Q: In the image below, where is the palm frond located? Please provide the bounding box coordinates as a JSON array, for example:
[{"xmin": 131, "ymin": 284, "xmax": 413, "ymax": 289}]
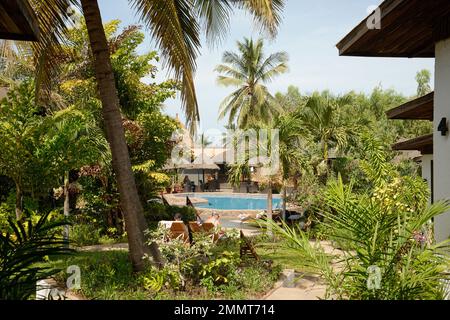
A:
[
  {"xmin": 236, "ymin": 0, "xmax": 285, "ymax": 37},
  {"xmin": 216, "ymin": 37, "xmax": 288, "ymax": 128},
  {"xmin": 28, "ymin": 0, "xmax": 78, "ymax": 103},
  {"xmin": 130, "ymin": 0, "xmax": 201, "ymax": 132},
  {"xmin": 194, "ymin": 0, "xmax": 233, "ymax": 46},
  {"xmin": 0, "ymin": 210, "xmax": 73, "ymax": 300}
]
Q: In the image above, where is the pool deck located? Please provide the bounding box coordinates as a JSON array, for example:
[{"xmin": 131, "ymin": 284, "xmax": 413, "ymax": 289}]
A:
[
  {"xmin": 164, "ymin": 192, "xmax": 303, "ymax": 237},
  {"xmin": 164, "ymin": 192, "xmax": 302, "ymax": 214}
]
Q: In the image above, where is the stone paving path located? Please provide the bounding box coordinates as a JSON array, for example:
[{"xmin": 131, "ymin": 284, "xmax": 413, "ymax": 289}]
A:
[
  {"xmin": 78, "ymin": 242, "xmax": 128, "ymax": 252},
  {"xmin": 263, "ymin": 271, "xmax": 327, "ymax": 300},
  {"xmin": 262, "ymin": 241, "xmax": 344, "ymax": 300},
  {"xmin": 36, "ymin": 279, "xmax": 85, "ymax": 300}
]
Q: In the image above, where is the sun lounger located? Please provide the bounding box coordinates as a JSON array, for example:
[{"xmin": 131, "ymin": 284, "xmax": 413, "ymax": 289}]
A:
[
  {"xmin": 188, "ymin": 221, "xmax": 202, "ymax": 233},
  {"xmin": 158, "ymin": 220, "xmax": 173, "ymax": 229},
  {"xmin": 201, "ymin": 222, "xmax": 217, "ymax": 232},
  {"xmin": 161, "ymin": 195, "xmax": 171, "ymax": 206},
  {"xmin": 238, "ymin": 213, "xmax": 255, "ymax": 223},
  {"xmin": 169, "ymin": 221, "xmax": 190, "ymax": 243},
  {"xmin": 194, "ymin": 222, "xmax": 220, "ymax": 242}
]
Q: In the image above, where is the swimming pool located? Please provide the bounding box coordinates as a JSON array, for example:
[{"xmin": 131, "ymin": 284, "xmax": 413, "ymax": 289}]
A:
[{"xmin": 180, "ymin": 193, "xmax": 282, "ymax": 211}]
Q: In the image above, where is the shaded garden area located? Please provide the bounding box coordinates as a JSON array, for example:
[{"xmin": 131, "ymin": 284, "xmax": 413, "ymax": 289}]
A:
[{"xmin": 1, "ymin": 0, "xmax": 449, "ymax": 302}]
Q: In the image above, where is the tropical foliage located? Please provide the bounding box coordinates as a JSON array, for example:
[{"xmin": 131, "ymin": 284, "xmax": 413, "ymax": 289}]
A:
[
  {"xmin": 0, "ymin": 0, "xmax": 286, "ymax": 272},
  {"xmin": 0, "ymin": 210, "xmax": 72, "ymax": 300},
  {"xmin": 0, "ymin": 0, "xmax": 447, "ymax": 300},
  {"xmin": 269, "ymin": 136, "xmax": 450, "ymax": 300},
  {"xmin": 297, "ymin": 92, "xmax": 359, "ymax": 162},
  {"xmin": 0, "ymin": 20, "xmax": 182, "ymax": 254}
]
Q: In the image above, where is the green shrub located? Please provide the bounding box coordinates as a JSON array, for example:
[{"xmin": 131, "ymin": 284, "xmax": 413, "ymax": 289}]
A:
[
  {"xmin": 76, "ymin": 175, "xmax": 122, "ymax": 234},
  {"xmin": 0, "ymin": 202, "xmax": 13, "ymax": 232},
  {"xmin": 146, "ymin": 225, "xmax": 245, "ymax": 292},
  {"xmin": 146, "ymin": 226, "xmax": 215, "ymax": 287},
  {"xmin": 308, "ymin": 222, "xmax": 328, "ymax": 241},
  {"xmin": 0, "ymin": 211, "xmax": 72, "ymax": 300},
  {"xmin": 141, "ymin": 264, "xmax": 183, "ymax": 293},
  {"xmin": 200, "ymin": 251, "xmax": 240, "ymax": 289},
  {"xmin": 144, "ymin": 202, "xmax": 196, "ymax": 223},
  {"xmin": 270, "ymin": 137, "xmax": 450, "ymax": 300},
  {"xmin": 0, "ymin": 192, "xmax": 43, "ymax": 232},
  {"xmin": 50, "ymin": 251, "xmax": 149, "ymax": 300},
  {"xmin": 70, "ymin": 223, "xmax": 101, "ymax": 247},
  {"xmin": 230, "ymin": 262, "xmax": 282, "ymax": 292},
  {"xmin": 45, "ymin": 230, "xmax": 281, "ymax": 300}
]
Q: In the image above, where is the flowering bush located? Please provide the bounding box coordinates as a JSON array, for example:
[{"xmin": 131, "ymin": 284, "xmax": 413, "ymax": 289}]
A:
[
  {"xmin": 144, "ymin": 226, "xmax": 244, "ymax": 293},
  {"xmin": 271, "ymin": 136, "xmax": 450, "ymax": 300}
]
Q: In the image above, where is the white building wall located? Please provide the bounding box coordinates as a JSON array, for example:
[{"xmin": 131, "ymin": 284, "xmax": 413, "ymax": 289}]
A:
[{"xmin": 434, "ymin": 38, "xmax": 450, "ymax": 242}]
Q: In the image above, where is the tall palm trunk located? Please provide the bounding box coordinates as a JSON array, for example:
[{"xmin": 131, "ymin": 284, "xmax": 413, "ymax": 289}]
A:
[
  {"xmin": 282, "ymin": 179, "xmax": 287, "ymax": 221},
  {"xmin": 63, "ymin": 171, "xmax": 70, "ymax": 244},
  {"xmin": 81, "ymin": 0, "xmax": 162, "ymax": 271},
  {"xmin": 322, "ymin": 139, "xmax": 328, "ymax": 162},
  {"xmin": 14, "ymin": 181, "xmax": 22, "ymax": 220},
  {"xmin": 267, "ymin": 181, "xmax": 273, "ymax": 236}
]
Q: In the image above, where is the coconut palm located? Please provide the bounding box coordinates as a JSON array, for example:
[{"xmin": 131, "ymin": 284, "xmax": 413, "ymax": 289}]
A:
[
  {"xmin": 253, "ymin": 113, "xmax": 308, "ymax": 224},
  {"xmin": 274, "ymin": 113, "xmax": 308, "ymax": 219},
  {"xmin": 298, "ymin": 93, "xmax": 355, "ymax": 162},
  {"xmin": 2, "ymin": 0, "xmax": 285, "ymax": 272},
  {"xmin": 227, "ymin": 113, "xmax": 306, "ymax": 230},
  {"xmin": 216, "ymin": 38, "xmax": 288, "ymax": 129}
]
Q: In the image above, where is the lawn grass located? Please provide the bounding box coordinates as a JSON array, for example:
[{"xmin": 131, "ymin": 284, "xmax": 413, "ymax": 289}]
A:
[
  {"xmin": 256, "ymin": 241, "xmax": 306, "ymax": 272},
  {"xmin": 46, "ymin": 251, "xmax": 149, "ymax": 300}
]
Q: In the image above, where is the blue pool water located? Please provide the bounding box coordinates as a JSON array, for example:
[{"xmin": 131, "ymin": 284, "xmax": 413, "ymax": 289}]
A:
[{"xmin": 181, "ymin": 194, "xmax": 282, "ymax": 210}]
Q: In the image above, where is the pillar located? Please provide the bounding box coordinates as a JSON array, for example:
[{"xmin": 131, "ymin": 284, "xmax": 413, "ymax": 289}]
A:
[{"xmin": 434, "ymin": 37, "xmax": 450, "ymax": 242}]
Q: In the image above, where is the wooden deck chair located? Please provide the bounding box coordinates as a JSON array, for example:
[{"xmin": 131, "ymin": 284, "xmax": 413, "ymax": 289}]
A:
[
  {"xmin": 169, "ymin": 221, "xmax": 190, "ymax": 243},
  {"xmin": 188, "ymin": 221, "xmax": 202, "ymax": 233},
  {"xmin": 201, "ymin": 222, "xmax": 216, "ymax": 232},
  {"xmin": 201, "ymin": 222, "xmax": 220, "ymax": 242},
  {"xmin": 240, "ymin": 230, "xmax": 259, "ymax": 260},
  {"xmin": 186, "ymin": 196, "xmax": 194, "ymax": 207},
  {"xmin": 186, "ymin": 196, "xmax": 205, "ymax": 223}
]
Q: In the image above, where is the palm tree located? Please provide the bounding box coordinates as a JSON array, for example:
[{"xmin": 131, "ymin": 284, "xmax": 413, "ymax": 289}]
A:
[
  {"xmin": 227, "ymin": 116, "xmax": 305, "ymax": 231},
  {"xmin": 216, "ymin": 38, "xmax": 288, "ymax": 129},
  {"xmin": 5, "ymin": 0, "xmax": 285, "ymax": 272},
  {"xmin": 298, "ymin": 93, "xmax": 354, "ymax": 162},
  {"xmin": 274, "ymin": 113, "xmax": 307, "ymax": 219},
  {"xmin": 198, "ymin": 133, "xmax": 212, "ymax": 163},
  {"xmin": 253, "ymin": 113, "xmax": 306, "ymax": 224}
]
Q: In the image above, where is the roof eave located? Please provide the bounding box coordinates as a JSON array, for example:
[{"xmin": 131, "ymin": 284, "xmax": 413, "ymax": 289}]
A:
[
  {"xmin": 336, "ymin": 0, "xmax": 450, "ymax": 58},
  {"xmin": 336, "ymin": 0, "xmax": 406, "ymax": 56},
  {"xmin": 0, "ymin": 0, "xmax": 40, "ymax": 42},
  {"xmin": 386, "ymin": 92, "xmax": 434, "ymax": 121},
  {"xmin": 392, "ymin": 134, "xmax": 433, "ymax": 154}
]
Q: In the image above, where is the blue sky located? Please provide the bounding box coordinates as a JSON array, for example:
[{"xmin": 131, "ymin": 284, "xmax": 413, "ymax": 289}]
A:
[{"xmin": 97, "ymin": 0, "xmax": 434, "ymax": 132}]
